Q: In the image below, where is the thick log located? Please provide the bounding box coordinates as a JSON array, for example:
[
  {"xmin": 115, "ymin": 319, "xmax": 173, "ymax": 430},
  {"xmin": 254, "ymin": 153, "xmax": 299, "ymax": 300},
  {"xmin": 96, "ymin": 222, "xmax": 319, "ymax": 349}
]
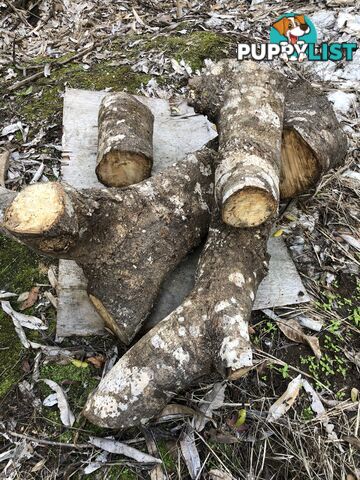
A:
[
  {"xmin": 189, "ymin": 60, "xmax": 347, "ymax": 202},
  {"xmin": 189, "ymin": 60, "xmax": 285, "ymax": 228},
  {"xmin": 83, "ymin": 208, "xmax": 271, "ymax": 429},
  {"xmin": 96, "ymin": 93, "xmax": 154, "ymax": 187},
  {"xmin": 280, "ymin": 80, "xmax": 348, "ymax": 198},
  {"xmin": 2, "ymin": 148, "xmax": 215, "ymax": 345}
]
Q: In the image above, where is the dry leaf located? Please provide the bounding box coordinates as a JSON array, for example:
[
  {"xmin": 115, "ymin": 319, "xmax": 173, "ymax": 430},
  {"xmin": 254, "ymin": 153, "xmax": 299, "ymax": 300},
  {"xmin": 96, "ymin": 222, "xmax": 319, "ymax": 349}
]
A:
[
  {"xmin": 1, "ymin": 301, "xmax": 47, "ymax": 330},
  {"xmin": 180, "ymin": 426, "xmax": 201, "ymax": 480},
  {"xmin": 157, "ymin": 404, "xmax": 196, "ymax": 422},
  {"xmin": 209, "ymin": 469, "xmax": 235, "ymax": 480},
  {"xmin": 89, "ymin": 437, "xmax": 161, "ymax": 464},
  {"xmin": 267, "ymin": 375, "xmax": 303, "ymax": 422},
  {"xmin": 263, "ymin": 310, "xmax": 321, "ymax": 359},
  {"xmin": 142, "ymin": 428, "xmax": 166, "ymax": 480},
  {"xmin": 20, "ymin": 286, "xmax": 40, "ymax": 310},
  {"xmin": 343, "ymin": 437, "xmax": 360, "ymax": 451},
  {"xmin": 193, "ymin": 382, "xmax": 226, "ymax": 432},
  {"xmin": 43, "ymin": 379, "xmax": 75, "ymax": 427},
  {"xmin": 48, "ymin": 266, "xmax": 58, "ymax": 289},
  {"xmin": 87, "ymin": 355, "xmax": 105, "ymax": 369}
]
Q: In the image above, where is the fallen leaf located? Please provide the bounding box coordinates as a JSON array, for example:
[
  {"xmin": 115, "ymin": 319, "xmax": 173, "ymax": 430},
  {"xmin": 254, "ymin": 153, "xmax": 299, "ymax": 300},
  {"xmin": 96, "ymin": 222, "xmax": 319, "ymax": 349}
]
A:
[
  {"xmin": 343, "ymin": 436, "xmax": 360, "ymax": 451},
  {"xmin": 234, "ymin": 409, "xmax": 247, "ymax": 427},
  {"xmin": 87, "ymin": 355, "xmax": 105, "ymax": 369},
  {"xmin": 1, "ymin": 301, "xmax": 47, "ymax": 331},
  {"xmin": 180, "ymin": 426, "xmax": 201, "ymax": 480},
  {"xmin": 43, "ymin": 379, "xmax": 75, "ymax": 427},
  {"xmin": 157, "ymin": 404, "xmax": 196, "ymax": 422},
  {"xmin": 209, "ymin": 469, "xmax": 235, "ymax": 480},
  {"xmin": 267, "ymin": 375, "xmax": 303, "ymax": 422},
  {"xmin": 20, "ymin": 286, "xmax": 40, "ymax": 310},
  {"xmin": 89, "ymin": 437, "xmax": 161, "ymax": 464},
  {"xmin": 1, "ymin": 122, "xmax": 22, "ymax": 136},
  {"xmin": 273, "ymin": 229, "xmax": 284, "ymax": 237},
  {"xmin": 193, "ymin": 382, "xmax": 226, "ymax": 432},
  {"xmin": 0, "ymin": 292, "xmax": 17, "ymax": 299},
  {"xmin": 71, "ymin": 359, "xmax": 89, "ymax": 368},
  {"xmin": 351, "ymin": 388, "xmax": 359, "ymax": 402},
  {"xmin": 142, "ymin": 428, "xmax": 166, "ymax": 480},
  {"xmin": 303, "ymin": 380, "xmax": 326, "ymax": 416},
  {"xmin": 263, "ymin": 310, "xmax": 321, "ymax": 359},
  {"xmin": 47, "ymin": 266, "xmax": 58, "ymax": 289},
  {"xmin": 1, "ymin": 301, "xmax": 30, "ymax": 348}
]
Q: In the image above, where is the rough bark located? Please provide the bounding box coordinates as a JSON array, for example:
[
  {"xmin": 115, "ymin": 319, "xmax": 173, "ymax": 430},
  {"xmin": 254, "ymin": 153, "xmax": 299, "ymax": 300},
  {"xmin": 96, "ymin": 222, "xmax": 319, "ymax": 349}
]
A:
[
  {"xmin": 96, "ymin": 93, "xmax": 154, "ymax": 187},
  {"xmin": 2, "ymin": 148, "xmax": 215, "ymax": 345},
  {"xmin": 0, "ymin": 186, "xmax": 15, "ymax": 224},
  {"xmin": 280, "ymin": 80, "xmax": 348, "ymax": 198},
  {"xmin": 83, "ymin": 207, "xmax": 271, "ymax": 429},
  {"xmin": 189, "ymin": 59, "xmax": 347, "ymax": 201},
  {"xmin": 189, "ymin": 60, "xmax": 285, "ymax": 228}
]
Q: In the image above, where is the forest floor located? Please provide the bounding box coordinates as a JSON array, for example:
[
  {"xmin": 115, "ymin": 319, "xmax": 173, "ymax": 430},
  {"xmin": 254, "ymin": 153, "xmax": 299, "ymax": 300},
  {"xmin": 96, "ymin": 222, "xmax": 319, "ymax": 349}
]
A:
[{"xmin": 0, "ymin": 1, "xmax": 359, "ymax": 479}]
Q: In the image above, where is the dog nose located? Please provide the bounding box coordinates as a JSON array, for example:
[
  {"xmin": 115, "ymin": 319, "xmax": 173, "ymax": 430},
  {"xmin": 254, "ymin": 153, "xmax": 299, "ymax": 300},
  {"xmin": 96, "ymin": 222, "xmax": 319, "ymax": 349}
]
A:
[{"xmin": 300, "ymin": 23, "xmax": 309, "ymax": 31}]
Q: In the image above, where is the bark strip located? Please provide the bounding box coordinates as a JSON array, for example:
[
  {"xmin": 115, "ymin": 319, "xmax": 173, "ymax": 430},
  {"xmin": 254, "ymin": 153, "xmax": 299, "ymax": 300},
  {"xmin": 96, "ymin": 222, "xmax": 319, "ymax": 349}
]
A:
[
  {"xmin": 83, "ymin": 207, "xmax": 271, "ymax": 429},
  {"xmin": 280, "ymin": 80, "xmax": 348, "ymax": 198},
  {"xmin": 2, "ymin": 148, "xmax": 215, "ymax": 345},
  {"xmin": 96, "ymin": 93, "xmax": 154, "ymax": 187}
]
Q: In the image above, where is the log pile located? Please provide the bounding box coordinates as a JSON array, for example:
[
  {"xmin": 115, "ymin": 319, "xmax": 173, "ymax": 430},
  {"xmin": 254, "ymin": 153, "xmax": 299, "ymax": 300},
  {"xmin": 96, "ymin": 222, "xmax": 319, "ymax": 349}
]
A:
[{"xmin": 0, "ymin": 60, "xmax": 348, "ymax": 429}]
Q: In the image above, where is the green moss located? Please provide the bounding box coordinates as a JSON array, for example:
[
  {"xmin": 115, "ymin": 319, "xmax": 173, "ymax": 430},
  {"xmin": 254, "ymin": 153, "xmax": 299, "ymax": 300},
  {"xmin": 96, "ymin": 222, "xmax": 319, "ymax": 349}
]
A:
[
  {"xmin": 142, "ymin": 31, "xmax": 232, "ymax": 71},
  {"xmin": 106, "ymin": 465, "xmax": 138, "ymax": 480},
  {"xmin": 157, "ymin": 440, "xmax": 177, "ymax": 473},
  {"xmin": 40, "ymin": 362, "xmax": 99, "ymax": 411},
  {"xmin": 0, "ymin": 235, "xmax": 50, "ymax": 399}
]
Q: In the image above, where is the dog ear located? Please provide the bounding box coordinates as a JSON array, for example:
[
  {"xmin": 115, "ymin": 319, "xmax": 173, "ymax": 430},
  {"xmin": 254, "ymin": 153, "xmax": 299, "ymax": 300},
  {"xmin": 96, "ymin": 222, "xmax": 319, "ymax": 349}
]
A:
[
  {"xmin": 295, "ymin": 15, "xmax": 306, "ymax": 24},
  {"xmin": 272, "ymin": 17, "xmax": 288, "ymax": 36}
]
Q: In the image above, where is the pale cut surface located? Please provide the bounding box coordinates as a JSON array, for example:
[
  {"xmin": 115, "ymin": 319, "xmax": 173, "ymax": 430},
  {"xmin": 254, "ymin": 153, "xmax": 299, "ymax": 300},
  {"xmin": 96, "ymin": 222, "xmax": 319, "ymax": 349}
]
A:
[
  {"xmin": 280, "ymin": 128, "xmax": 320, "ymax": 199},
  {"xmin": 4, "ymin": 183, "xmax": 65, "ymax": 234},
  {"xmin": 96, "ymin": 151, "xmax": 151, "ymax": 188},
  {"xmin": 222, "ymin": 188, "xmax": 276, "ymax": 228}
]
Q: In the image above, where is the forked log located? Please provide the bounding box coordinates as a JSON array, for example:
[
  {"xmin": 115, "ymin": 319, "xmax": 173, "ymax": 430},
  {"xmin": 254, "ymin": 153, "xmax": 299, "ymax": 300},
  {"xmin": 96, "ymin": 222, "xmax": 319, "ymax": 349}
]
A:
[
  {"xmin": 96, "ymin": 93, "xmax": 154, "ymax": 187},
  {"xmin": 83, "ymin": 207, "xmax": 271, "ymax": 429},
  {"xmin": 189, "ymin": 60, "xmax": 347, "ymax": 203},
  {"xmin": 2, "ymin": 147, "xmax": 215, "ymax": 345}
]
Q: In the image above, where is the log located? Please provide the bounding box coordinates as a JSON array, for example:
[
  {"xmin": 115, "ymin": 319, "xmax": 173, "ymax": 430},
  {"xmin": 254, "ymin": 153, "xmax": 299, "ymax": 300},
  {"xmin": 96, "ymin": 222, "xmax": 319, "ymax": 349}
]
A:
[
  {"xmin": 189, "ymin": 60, "xmax": 286, "ymax": 228},
  {"xmin": 96, "ymin": 93, "xmax": 154, "ymax": 187},
  {"xmin": 189, "ymin": 60, "xmax": 347, "ymax": 202},
  {"xmin": 2, "ymin": 147, "xmax": 215, "ymax": 345},
  {"xmin": 83, "ymin": 207, "xmax": 271, "ymax": 429},
  {"xmin": 280, "ymin": 80, "xmax": 348, "ymax": 198}
]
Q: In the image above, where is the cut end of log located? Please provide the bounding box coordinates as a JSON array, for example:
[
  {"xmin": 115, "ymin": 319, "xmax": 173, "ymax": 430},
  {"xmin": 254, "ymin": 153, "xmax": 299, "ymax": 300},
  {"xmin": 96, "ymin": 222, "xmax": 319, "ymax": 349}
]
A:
[
  {"xmin": 4, "ymin": 183, "xmax": 67, "ymax": 235},
  {"xmin": 280, "ymin": 128, "xmax": 320, "ymax": 199},
  {"xmin": 222, "ymin": 187, "xmax": 277, "ymax": 228},
  {"xmin": 96, "ymin": 151, "xmax": 152, "ymax": 188}
]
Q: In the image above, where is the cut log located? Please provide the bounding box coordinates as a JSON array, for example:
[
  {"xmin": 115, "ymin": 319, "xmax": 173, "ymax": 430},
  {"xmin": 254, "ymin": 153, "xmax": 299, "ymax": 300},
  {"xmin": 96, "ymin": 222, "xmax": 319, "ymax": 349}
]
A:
[
  {"xmin": 280, "ymin": 80, "xmax": 348, "ymax": 198},
  {"xmin": 189, "ymin": 60, "xmax": 285, "ymax": 228},
  {"xmin": 189, "ymin": 60, "xmax": 348, "ymax": 202},
  {"xmin": 2, "ymin": 147, "xmax": 215, "ymax": 345},
  {"xmin": 96, "ymin": 93, "xmax": 154, "ymax": 187},
  {"xmin": 83, "ymin": 207, "xmax": 271, "ymax": 429}
]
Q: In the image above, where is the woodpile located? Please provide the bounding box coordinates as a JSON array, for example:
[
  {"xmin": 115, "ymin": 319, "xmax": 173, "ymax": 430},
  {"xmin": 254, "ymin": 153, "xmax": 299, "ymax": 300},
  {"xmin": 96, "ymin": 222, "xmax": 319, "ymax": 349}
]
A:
[{"xmin": 0, "ymin": 60, "xmax": 348, "ymax": 429}]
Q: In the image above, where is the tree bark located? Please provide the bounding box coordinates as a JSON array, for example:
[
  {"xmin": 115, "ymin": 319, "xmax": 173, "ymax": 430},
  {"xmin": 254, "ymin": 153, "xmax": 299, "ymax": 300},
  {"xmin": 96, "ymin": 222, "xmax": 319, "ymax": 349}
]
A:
[
  {"xmin": 280, "ymin": 80, "xmax": 348, "ymax": 198},
  {"xmin": 2, "ymin": 148, "xmax": 215, "ymax": 345},
  {"xmin": 96, "ymin": 93, "xmax": 154, "ymax": 187},
  {"xmin": 189, "ymin": 60, "xmax": 347, "ymax": 202},
  {"xmin": 189, "ymin": 60, "xmax": 285, "ymax": 228},
  {"xmin": 83, "ymin": 207, "xmax": 271, "ymax": 429}
]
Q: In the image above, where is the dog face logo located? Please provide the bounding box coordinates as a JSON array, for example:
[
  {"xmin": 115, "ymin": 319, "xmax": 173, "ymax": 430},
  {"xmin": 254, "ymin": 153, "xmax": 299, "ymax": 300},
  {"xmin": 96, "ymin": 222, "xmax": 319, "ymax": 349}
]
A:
[{"xmin": 272, "ymin": 15, "xmax": 310, "ymax": 45}]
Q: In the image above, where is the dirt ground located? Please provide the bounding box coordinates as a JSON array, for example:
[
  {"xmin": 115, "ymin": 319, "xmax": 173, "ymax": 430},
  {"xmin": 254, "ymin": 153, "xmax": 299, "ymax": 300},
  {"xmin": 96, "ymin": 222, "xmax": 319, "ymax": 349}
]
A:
[{"xmin": 0, "ymin": 1, "xmax": 359, "ymax": 479}]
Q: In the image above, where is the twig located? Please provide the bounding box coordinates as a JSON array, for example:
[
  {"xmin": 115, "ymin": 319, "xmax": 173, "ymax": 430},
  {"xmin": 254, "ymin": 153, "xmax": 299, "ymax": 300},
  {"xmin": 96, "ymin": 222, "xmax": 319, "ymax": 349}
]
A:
[
  {"xmin": 5, "ymin": 431, "xmax": 89, "ymax": 449},
  {"xmin": 3, "ymin": 0, "xmax": 32, "ymax": 28},
  {"xmin": 7, "ymin": 35, "xmax": 116, "ymax": 92}
]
